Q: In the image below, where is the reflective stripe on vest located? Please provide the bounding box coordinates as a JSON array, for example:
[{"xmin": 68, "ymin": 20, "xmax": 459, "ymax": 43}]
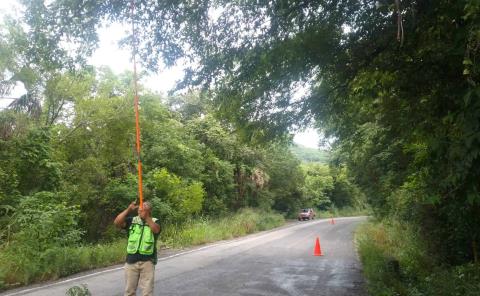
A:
[{"xmin": 127, "ymin": 216, "xmax": 157, "ymax": 255}]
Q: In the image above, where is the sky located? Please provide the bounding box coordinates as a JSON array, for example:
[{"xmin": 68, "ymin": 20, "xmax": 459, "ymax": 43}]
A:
[{"xmin": 0, "ymin": 1, "xmax": 321, "ymax": 149}]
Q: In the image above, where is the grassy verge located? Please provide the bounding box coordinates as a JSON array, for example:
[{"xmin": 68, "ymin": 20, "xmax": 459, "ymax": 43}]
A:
[
  {"xmin": 159, "ymin": 208, "xmax": 284, "ymax": 248},
  {"xmin": 0, "ymin": 208, "xmax": 284, "ymax": 290},
  {"xmin": 356, "ymin": 220, "xmax": 480, "ymax": 296},
  {"xmin": 315, "ymin": 206, "xmax": 371, "ymax": 219},
  {"xmin": 0, "ymin": 240, "xmax": 126, "ymax": 290}
]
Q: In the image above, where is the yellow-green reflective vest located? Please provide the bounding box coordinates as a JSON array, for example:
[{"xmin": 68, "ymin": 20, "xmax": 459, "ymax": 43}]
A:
[{"xmin": 127, "ymin": 216, "xmax": 158, "ymax": 255}]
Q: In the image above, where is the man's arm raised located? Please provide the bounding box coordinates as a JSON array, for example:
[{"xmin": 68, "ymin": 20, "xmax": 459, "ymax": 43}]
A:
[{"xmin": 114, "ymin": 202, "xmax": 138, "ymax": 229}]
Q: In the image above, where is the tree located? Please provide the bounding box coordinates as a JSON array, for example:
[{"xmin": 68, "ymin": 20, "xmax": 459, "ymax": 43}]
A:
[
  {"xmin": 1, "ymin": 11, "xmax": 85, "ymax": 118},
  {"xmin": 263, "ymin": 144, "xmax": 304, "ymax": 215},
  {"xmin": 19, "ymin": 0, "xmax": 359, "ymax": 137},
  {"xmin": 301, "ymin": 163, "xmax": 333, "ymax": 210}
]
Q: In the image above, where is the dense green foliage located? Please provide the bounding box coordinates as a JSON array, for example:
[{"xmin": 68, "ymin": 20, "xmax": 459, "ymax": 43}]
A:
[
  {"xmin": 0, "ymin": 67, "xmax": 298, "ymax": 223},
  {"xmin": 318, "ymin": 1, "xmax": 480, "ymax": 268},
  {"xmin": 357, "ymin": 221, "xmax": 480, "ymax": 296},
  {"xmin": 301, "ymin": 162, "xmax": 366, "ymax": 211},
  {"xmin": 290, "ymin": 144, "xmax": 330, "ymax": 163}
]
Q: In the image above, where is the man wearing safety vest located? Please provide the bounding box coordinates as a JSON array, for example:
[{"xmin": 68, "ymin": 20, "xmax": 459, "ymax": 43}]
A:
[{"xmin": 114, "ymin": 201, "xmax": 161, "ymax": 296}]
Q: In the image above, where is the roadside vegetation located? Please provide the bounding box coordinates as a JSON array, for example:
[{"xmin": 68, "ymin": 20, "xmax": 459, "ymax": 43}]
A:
[
  {"xmin": 160, "ymin": 208, "xmax": 284, "ymax": 248},
  {"xmin": 316, "ymin": 207, "xmax": 370, "ymax": 219},
  {"xmin": 300, "ymin": 162, "xmax": 368, "ymax": 217},
  {"xmin": 357, "ymin": 220, "xmax": 480, "ymax": 296},
  {"xmin": 0, "ymin": 209, "xmax": 284, "ymax": 289}
]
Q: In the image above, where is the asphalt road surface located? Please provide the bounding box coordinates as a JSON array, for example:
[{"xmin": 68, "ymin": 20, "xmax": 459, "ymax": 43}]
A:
[{"xmin": 2, "ymin": 216, "xmax": 367, "ymax": 296}]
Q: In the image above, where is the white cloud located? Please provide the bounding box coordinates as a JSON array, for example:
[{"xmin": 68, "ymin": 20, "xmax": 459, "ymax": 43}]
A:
[
  {"xmin": 0, "ymin": 1, "xmax": 22, "ymax": 17},
  {"xmin": 294, "ymin": 128, "xmax": 320, "ymax": 148},
  {"xmin": 88, "ymin": 23, "xmax": 131, "ymax": 74},
  {"xmin": 89, "ymin": 22, "xmax": 184, "ymax": 95}
]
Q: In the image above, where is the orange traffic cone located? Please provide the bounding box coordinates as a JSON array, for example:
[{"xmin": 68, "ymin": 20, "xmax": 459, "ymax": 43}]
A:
[
  {"xmin": 314, "ymin": 237, "xmax": 323, "ymax": 256},
  {"xmin": 330, "ymin": 217, "xmax": 335, "ymax": 225}
]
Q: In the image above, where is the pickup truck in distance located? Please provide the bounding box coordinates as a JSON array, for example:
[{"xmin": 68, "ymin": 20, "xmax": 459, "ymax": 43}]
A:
[{"xmin": 298, "ymin": 208, "xmax": 315, "ymax": 221}]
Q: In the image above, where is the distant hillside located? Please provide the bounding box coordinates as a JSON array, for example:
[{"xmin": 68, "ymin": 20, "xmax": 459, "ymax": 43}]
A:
[{"xmin": 290, "ymin": 144, "xmax": 330, "ymax": 163}]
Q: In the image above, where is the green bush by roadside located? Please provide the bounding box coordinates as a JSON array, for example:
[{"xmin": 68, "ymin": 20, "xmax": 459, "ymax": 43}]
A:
[
  {"xmin": 0, "ymin": 208, "xmax": 284, "ymax": 290},
  {"xmin": 315, "ymin": 206, "xmax": 371, "ymax": 219},
  {"xmin": 65, "ymin": 284, "xmax": 92, "ymax": 296},
  {"xmin": 356, "ymin": 220, "xmax": 480, "ymax": 296},
  {"xmin": 161, "ymin": 208, "xmax": 284, "ymax": 248}
]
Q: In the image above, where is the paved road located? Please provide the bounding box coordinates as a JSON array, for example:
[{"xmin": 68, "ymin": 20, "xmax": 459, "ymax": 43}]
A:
[{"xmin": 2, "ymin": 216, "xmax": 367, "ymax": 296}]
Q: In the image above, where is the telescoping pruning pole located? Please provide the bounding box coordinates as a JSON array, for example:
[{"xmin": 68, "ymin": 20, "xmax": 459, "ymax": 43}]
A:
[{"xmin": 131, "ymin": 0, "xmax": 143, "ymax": 209}]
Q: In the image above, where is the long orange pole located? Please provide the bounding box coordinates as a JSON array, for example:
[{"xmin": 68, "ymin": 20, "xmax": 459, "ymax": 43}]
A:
[{"xmin": 131, "ymin": 0, "xmax": 143, "ymax": 209}]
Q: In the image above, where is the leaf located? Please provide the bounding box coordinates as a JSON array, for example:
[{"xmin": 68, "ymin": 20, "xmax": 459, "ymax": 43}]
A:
[
  {"xmin": 424, "ymin": 194, "xmax": 440, "ymax": 205},
  {"xmin": 463, "ymin": 58, "xmax": 473, "ymax": 65},
  {"xmin": 464, "ymin": 90, "xmax": 472, "ymax": 106},
  {"xmin": 467, "ymin": 193, "xmax": 478, "ymax": 205}
]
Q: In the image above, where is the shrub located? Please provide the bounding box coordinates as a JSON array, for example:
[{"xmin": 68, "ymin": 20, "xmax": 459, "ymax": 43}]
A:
[
  {"xmin": 160, "ymin": 208, "xmax": 284, "ymax": 248},
  {"xmin": 356, "ymin": 220, "xmax": 480, "ymax": 296},
  {"xmin": 147, "ymin": 168, "xmax": 205, "ymax": 222},
  {"xmin": 66, "ymin": 284, "xmax": 91, "ymax": 296}
]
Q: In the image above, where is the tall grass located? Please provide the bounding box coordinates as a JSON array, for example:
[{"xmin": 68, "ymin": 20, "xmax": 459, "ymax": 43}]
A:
[
  {"xmin": 0, "ymin": 240, "xmax": 126, "ymax": 289},
  {"xmin": 0, "ymin": 208, "xmax": 284, "ymax": 290},
  {"xmin": 356, "ymin": 220, "xmax": 480, "ymax": 296},
  {"xmin": 315, "ymin": 206, "xmax": 371, "ymax": 219},
  {"xmin": 160, "ymin": 208, "xmax": 284, "ymax": 248}
]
